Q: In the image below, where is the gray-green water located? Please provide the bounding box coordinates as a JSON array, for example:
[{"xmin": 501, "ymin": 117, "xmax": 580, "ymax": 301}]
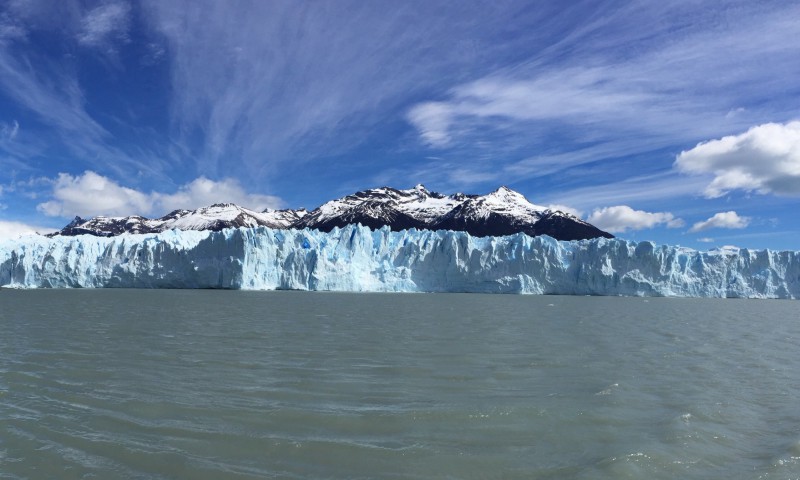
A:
[{"xmin": 1, "ymin": 290, "xmax": 799, "ymax": 479}]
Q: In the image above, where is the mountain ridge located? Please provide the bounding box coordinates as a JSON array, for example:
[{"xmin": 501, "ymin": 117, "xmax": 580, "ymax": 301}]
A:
[{"xmin": 49, "ymin": 185, "xmax": 613, "ymax": 241}]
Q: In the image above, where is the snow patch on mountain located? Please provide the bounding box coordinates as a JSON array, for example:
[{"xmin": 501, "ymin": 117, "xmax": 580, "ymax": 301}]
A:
[
  {"xmin": 476, "ymin": 186, "xmax": 547, "ymax": 222},
  {"xmin": 393, "ymin": 184, "xmax": 471, "ymax": 222}
]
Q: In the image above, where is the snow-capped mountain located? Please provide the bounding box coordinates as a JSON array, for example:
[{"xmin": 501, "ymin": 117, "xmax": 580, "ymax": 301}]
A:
[
  {"xmin": 54, "ymin": 204, "xmax": 308, "ymax": 237},
  {"xmin": 294, "ymin": 184, "xmax": 611, "ymax": 240},
  {"xmin": 50, "ymin": 185, "xmax": 612, "ymax": 241},
  {"xmin": 292, "ymin": 184, "xmax": 471, "ymax": 232},
  {"xmin": 430, "ymin": 186, "xmax": 594, "ymax": 238}
]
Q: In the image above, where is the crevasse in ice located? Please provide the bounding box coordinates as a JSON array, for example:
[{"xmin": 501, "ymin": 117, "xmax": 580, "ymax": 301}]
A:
[{"xmin": 1, "ymin": 224, "xmax": 798, "ymax": 298}]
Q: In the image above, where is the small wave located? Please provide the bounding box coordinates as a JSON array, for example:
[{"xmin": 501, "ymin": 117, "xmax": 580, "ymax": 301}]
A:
[{"xmin": 594, "ymin": 383, "xmax": 619, "ymax": 395}]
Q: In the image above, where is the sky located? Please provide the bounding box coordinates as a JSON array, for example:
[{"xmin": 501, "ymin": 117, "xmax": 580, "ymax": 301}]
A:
[{"xmin": 0, "ymin": 0, "xmax": 799, "ymax": 250}]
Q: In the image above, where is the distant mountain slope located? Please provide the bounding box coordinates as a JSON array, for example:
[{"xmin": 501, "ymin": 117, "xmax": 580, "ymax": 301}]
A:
[
  {"xmin": 54, "ymin": 204, "xmax": 307, "ymax": 237},
  {"xmin": 50, "ymin": 185, "xmax": 613, "ymax": 241}
]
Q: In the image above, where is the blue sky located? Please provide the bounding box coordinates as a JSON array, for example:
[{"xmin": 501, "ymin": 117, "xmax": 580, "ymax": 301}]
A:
[{"xmin": 0, "ymin": 0, "xmax": 798, "ymax": 250}]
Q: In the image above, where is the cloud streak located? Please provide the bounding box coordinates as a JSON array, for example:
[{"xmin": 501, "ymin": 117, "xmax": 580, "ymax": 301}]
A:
[
  {"xmin": 0, "ymin": 0, "xmax": 172, "ymax": 184},
  {"xmin": 0, "ymin": 29, "xmax": 145, "ymax": 179},
  {"xmin": 0, "ymin": 119, "xmax": 18, "ymax": 140},
  {"xmin": 77, "ymin": 1, "xmax": 131, "ymax": 52},
  {"xmin": 539, "ymin": 172, "xmax": 709, "ymax": 212},
  {"xmin": 408, "ymin": 69, "xmax": 660, "ymax": 148}
]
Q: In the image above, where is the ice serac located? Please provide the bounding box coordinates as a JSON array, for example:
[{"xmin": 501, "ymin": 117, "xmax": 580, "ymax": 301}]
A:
[{"xmin": 1, "ymin": 225, "xmax": 799, "ymax": 298}]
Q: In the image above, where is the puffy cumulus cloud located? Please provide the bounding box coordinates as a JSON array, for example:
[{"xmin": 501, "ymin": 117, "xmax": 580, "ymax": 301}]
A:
[
  {"xmin": 36, "ymin": 171, "xmax": 283, "ymax": 218},
  {"xmin": 675, "ymin": 121, "xmax": 800, "ymax": 198},
  {"xmin": 689, "ymin": 211, "xmax": 750, "ymax": 233},
  {"xmin": 37, "ymin": 171, "xmax": 151, "ymax": 217},
  {"xmin": 154, "ymin": 177, "xmax": 283, "ymax": 213},
  {"xmin": 587, "ymin": 205, "xmax": 684, "ymax": 233},
  {"xmin": 0, "ymin": 220, "xmax": 55, "ymax": 239},
  {"xmin": 545, "ymin": 204, "xmax": 584, "ymax": 218}
]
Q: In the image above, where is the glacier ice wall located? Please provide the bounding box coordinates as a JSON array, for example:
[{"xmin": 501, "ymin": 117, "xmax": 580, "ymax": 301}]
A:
[{"xmin": 1, "ymin": 225, "xmax": 799, "ymax": 298}]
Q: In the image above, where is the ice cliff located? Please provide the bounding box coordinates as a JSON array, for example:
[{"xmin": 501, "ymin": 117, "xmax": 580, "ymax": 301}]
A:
[{"xmin": 1, "ymin": 225, "xmax": 798, "ymax": 298}]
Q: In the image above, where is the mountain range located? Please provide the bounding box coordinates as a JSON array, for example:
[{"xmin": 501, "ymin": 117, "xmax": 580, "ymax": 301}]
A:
[{"xmin": 50, "ymin": 185, "xmax": 613, "ymax": 241}]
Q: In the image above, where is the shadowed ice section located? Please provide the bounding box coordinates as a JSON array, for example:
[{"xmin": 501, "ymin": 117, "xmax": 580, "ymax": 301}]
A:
[{"xmin": 1, "ymin": 224, "xmax": 799, "ymax": 297}]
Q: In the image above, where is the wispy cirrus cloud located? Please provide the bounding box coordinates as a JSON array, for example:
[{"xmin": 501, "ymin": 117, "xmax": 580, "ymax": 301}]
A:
[
  {"xmin": 0, "ymin": 14, "xmax": 26, "ymax": 43},
  {"xmin": 139, "ymin": 1, "xmax": 573, "ymax": 181},
  {"xmin": 77, "ymin": 1, "xmax": 131, "ymax": 54},
  {"xmin": 408, "ymin": 69, "xmax": 660, "ymax": 148},
  {"xmin": 0, "ymin": 1, "xmax": 166, "ymax": 182},
  {"xmin": 0, "ymin": 47, "xmax": 155, "ymax": 178},
  {"xmin": 0, "ymin": 119, "xmax": 18, "ymax": 140},
  {"xmin": 539, "ymin": 172, "xmax": 709, "ymax": 212},
  {"xmin": 0, "ymin": 50, "xmax": 105, "ymax": 142}
]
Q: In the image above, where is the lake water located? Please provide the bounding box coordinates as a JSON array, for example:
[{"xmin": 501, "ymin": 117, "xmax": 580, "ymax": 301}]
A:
[{"xmin": 1, "ymin": 290, "xmax": 799, "ymax": 479}]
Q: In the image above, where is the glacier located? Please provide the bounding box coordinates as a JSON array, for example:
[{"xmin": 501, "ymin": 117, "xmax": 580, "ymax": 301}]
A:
[{"xmin": 1, "ymin": 224, "xmax": 799, "ymax": 298}]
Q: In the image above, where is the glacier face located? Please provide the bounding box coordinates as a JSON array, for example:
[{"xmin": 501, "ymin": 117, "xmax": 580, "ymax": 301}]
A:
[{"xmin": 1, "ymin": 224, "xmax": 799, "ymax": 298}]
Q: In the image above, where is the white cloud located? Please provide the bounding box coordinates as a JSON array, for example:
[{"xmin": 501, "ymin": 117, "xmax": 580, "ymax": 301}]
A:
[
  {"xmin": 689, "ymin": 211, "xmax": 750, "ymax": 233},
  {"xmin": 0, "ymin": 22, "xmax": 26, "ymax": 42},
  {"xmin": 675, "ymin": 121, "xmax": 800, "ymax": 197},
  {"xmin": 77, "ymin": 1, "xmax": 131, "ymax": 50},
  {"xmin": 545, "ymin": 204, "xmax": 583, "ymax": 218},
  {"xmin": 407, "ymin": 102, "xmax": 454, "ymax": 147},
  {"xmin": 0, "ymin": 1, "xmax": 160, "ymax": 181},
  {"xmin": 406, "ymin": 70, "xmax": 660, "ymax": 152},
  {"xmin": 0, "ymin": 220, "xmax": 55, "ymax": 239},
  {"xmin": 0, "ymin": 7, "xmax": 28, "ymax": 43},
  {"xmin": 543, "ymin": 172, "xmax": 711, "ymax": 212},
  {"xmin": 587, "ymin": 205, "xmax": 684, "ymax": 233},
  {"xmin": 154, "ymin": 177, "xmax": 283, "ymax": 213},
  {"xmin": 405, "ymin": 2, "xmax": 800, "ymax": 183},
  {"xmin": 0, "ymin": 120, "xmax": 19, "ymax": 140},
  {"xmin": 697, "ymin": 237, "xmax": 715, "ymax": 243},
  {"xmin": 144, "ymin": 1, "xmax": 463, "ymax": 176},
  {"xmin": 37, "ymin": 171, "xmax": 151, "ymax": 217},
  {"xmin": 36, "ymin": 171, "xmax": 283, "ymax": 218},
  {"xmin": 140, "ymin": 1, "xmax": 600, "ymax": 178},
  {"xmin": 0, "ymin": 30, "xmax": 143, "ymax": 177}
]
